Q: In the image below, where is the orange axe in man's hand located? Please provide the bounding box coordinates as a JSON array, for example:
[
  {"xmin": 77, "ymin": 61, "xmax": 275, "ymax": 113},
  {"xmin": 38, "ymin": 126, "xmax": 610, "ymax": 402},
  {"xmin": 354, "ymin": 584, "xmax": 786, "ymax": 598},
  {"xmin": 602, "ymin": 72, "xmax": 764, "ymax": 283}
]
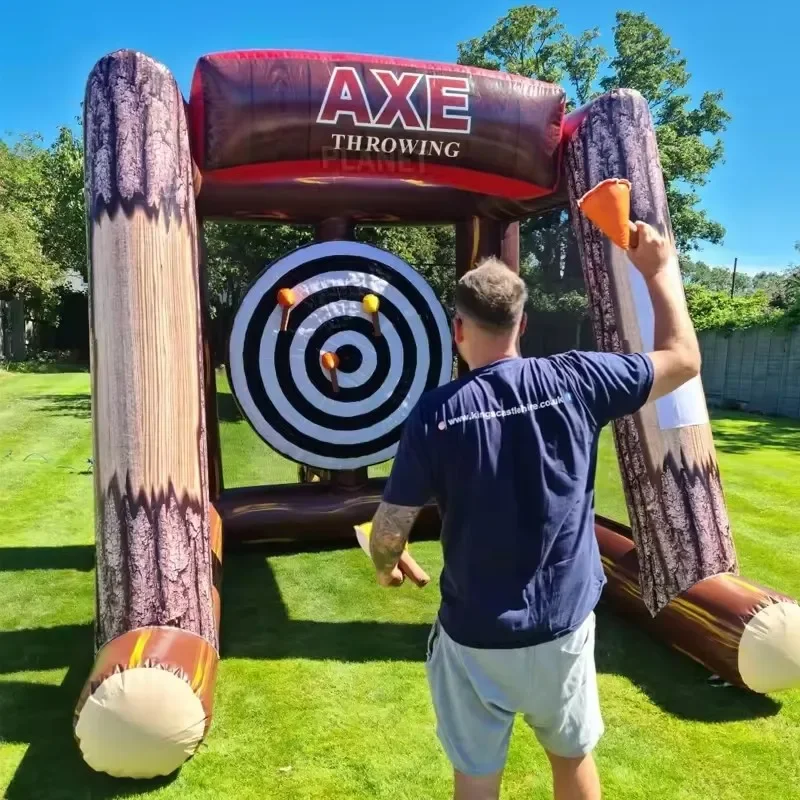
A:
[{"xmin": 577, "ymin": 178, "xmax": 640, "ymax": 250}]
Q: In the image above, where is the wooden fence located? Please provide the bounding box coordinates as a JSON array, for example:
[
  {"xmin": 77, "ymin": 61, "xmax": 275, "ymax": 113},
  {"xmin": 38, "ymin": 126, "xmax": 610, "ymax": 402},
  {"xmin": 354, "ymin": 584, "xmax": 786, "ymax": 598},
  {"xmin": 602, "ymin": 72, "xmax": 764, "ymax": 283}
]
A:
[{"xmin": 699, "ymin": 327, "xmax": 800, "ymax": 419}]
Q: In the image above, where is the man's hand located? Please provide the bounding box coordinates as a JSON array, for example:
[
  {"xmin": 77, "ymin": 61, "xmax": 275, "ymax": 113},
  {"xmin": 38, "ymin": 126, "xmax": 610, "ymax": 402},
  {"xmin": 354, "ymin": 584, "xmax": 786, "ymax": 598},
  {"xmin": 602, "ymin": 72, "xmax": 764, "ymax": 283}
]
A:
[
  {"xmin": 370, "ymin": 501, "xmax": 422, "ymax": 587},
  {"xmin": 376, "ymin": 565, "xmax": 405, "ymax": 588},
  {"xmin": 628, "ymin": 221, "xmax": 673, "ymax": 280}
]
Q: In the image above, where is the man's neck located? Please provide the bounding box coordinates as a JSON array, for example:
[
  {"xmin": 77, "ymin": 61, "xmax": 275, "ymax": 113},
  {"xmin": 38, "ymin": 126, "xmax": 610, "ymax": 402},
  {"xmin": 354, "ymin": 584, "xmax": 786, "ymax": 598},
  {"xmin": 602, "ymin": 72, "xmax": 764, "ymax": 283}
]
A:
[{"xmin": 466, "ymin": 348, "xmax": 520, "ymax": 371}]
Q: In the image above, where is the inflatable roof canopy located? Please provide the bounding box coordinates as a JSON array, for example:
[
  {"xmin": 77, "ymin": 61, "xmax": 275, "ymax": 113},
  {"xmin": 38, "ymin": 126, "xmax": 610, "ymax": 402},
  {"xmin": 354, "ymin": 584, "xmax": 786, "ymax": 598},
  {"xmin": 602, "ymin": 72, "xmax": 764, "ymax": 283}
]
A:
[{"xmin": 190, "ymin": 50, "xmax": 567, "ymax": 222}]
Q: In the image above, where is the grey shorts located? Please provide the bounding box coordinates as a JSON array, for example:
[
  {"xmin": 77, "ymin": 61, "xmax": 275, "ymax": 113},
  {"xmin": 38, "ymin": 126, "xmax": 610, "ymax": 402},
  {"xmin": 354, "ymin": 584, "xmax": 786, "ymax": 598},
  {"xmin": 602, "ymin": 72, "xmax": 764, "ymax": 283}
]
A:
[{"xmin": 425, "ymin": 613, "xmax": 603, "ymax": 776}]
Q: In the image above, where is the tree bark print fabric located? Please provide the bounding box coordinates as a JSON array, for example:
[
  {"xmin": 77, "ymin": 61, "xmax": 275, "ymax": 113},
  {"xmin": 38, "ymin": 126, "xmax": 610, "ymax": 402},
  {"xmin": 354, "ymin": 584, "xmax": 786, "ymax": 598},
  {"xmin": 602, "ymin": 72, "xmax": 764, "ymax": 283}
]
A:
[
  {"xmin": 565, "ymin": 89, "xmax": 737, "ymax": 614},
  {"xmin": 84, "ymin": 50, "xmax": 194, "ymax": 226},
  {"xmin": 85, "ymin": 50, "xmax": 216, "ymax": 651}
]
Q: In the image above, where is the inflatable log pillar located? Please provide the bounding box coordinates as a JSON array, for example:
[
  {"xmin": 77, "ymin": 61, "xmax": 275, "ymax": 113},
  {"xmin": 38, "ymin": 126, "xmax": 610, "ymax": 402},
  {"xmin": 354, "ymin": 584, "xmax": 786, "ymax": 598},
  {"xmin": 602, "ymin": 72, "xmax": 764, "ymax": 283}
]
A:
[
  {"xmin": 565, "ymin": 91, "xmax": 800, "ymax": 691},
  {"xmin": 75, "ymin": 50, "xmax": 220, "ymax": 778},
  {"xmin": 564, "ymin": 90, "xmax": 737, "ymax": 614},
  {"xmin": 455, "ymin": 219, "xmax": 520, "ymax": 277}
]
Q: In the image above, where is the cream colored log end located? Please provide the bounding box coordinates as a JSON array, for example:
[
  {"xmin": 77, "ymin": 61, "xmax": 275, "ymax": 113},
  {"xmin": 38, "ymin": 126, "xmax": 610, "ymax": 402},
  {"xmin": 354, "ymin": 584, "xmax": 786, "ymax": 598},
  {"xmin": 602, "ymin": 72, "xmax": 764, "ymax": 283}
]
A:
[
  {"xmin": 75, "ymin": 667, "xmax": 207, "ymax": 779},
  {"xmin": 739, "ymin": 602, "xmax": 800, "ymax": 694}
]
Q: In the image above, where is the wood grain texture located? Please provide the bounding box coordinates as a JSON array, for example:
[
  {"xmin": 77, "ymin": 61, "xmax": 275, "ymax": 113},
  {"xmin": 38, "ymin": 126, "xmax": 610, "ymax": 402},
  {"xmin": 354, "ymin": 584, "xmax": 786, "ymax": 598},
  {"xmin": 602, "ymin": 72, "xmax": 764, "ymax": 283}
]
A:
[
  {"xmin": 85, "ymin": 50, "xmax": 216, "ymax": 651},
  {"xmin": 565, "ymin": 89, "xmax": 737, "ymax": 614}
]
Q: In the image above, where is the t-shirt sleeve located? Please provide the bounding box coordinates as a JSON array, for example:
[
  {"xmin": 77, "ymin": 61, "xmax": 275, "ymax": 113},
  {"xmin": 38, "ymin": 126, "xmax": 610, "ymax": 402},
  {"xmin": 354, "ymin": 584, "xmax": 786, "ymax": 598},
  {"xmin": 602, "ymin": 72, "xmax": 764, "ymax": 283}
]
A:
[
  {"xmin": 553, "ymin": 351, "xmax": 655, "ymax": 428},
  {"xmin": 383, "ymin": 404, "xmax": 434, "ymax": 507}
]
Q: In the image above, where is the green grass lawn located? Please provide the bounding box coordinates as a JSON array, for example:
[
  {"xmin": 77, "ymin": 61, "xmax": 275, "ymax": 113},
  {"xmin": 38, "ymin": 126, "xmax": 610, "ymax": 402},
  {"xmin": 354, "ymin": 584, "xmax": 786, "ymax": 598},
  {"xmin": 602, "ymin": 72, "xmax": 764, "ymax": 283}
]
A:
[{"xmin": 1, "ymin": 367, "xmax": 799, "ymax": 799}]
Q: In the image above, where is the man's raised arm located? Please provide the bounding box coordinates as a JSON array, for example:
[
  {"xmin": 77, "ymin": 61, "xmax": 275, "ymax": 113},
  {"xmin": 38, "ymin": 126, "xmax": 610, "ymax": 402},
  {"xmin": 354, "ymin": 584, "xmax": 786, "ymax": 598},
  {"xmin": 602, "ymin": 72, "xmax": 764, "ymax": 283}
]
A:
[{"xmin": 628, "ymin": 222, "xmax": 702, "ymax": 401}]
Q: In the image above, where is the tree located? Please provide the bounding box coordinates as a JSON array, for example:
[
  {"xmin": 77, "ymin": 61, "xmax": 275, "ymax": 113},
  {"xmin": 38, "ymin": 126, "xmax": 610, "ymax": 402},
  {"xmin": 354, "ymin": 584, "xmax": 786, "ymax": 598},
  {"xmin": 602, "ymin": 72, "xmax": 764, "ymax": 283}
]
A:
[
  {"xmin": 458, "ymin": 7, "xmax": 730, "ymax": 253},
  {"xmin": 457, "ymin": 7, "xmax": 606, "ymax": 110},
  {"xmin": 357, "ymin": 225, "xmax": 456, "ymax": 310},
  {"xmin": 203, "ymin": 221, "xmax": 313, "ymax": 360},
  {"xmin": 751, "ymin": 270, "xmax": 787, "ymax": 299},
  {"xmin": 457, "ymin": 7, "xmax": 572, "ymax": 85},
  {"xmin": 681, "ymin": 258, "xmax": 752, "ymax": 295},
  {"xmin": 0, "ymin": 209, "xmax": 59, "ymax": 300},
  {"xmin": 39, "ymin": 125, "xmax": 86, "ymax": 280},
  {"xmin": 457, "ymin": 8, "xmax": 605, "ymax": 342},
  {"xmin": 0, "ymin": 135, "xmax": 65, "ymax": 360},
  {"xmin": 0, "ymin": 137, "xmax": 61, "ymax": 301},
  {"xmin": 781, "ymin": 243, "xmax": 800, "ymax": 324},
  {"xmin": 684, "ymin": 284, "xmax": 781, "ymax": 331},
  {"xmin": 560, "ymin": 29, "xmax": 606, "ymax": 106},
  {"xmin": 455, "ymin": 6, "xmax": 734, "ymax": 351},
  {"xmin": 601, "ymin": 12, "xmax": 730, "ymax": 251}
]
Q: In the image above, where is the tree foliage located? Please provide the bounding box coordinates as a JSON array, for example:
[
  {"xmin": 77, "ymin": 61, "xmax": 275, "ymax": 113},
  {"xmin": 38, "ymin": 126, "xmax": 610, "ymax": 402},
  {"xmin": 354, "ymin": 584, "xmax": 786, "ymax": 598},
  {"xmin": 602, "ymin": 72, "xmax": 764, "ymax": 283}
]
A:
[
  {"xmin": 203, "ymin": 221, "xmax": 312, "ymax": 359},
  {"xmin": 38, "ymin": 126, "xmax": 86, "ymax": 280},
  {"xmin": 681, "ymin": 258, "xmax": 750, "ymax": 294},
  {"xmin": 601, "ymin": 12, "xmax": 730, "ymax": 251},
  {"xmin": 458, "ymin": 6, "xmax": 730, "ymax": 254},
  {"xmin": 0, "ymin": 136, "xmax": 61, "ymax": 301},
  {"xmin": 457, "ymin": 7, "xmax": 577, "ymax": 86},
  {"xmin": 681, "ymin": 245, "xmax": 800, "ymax": 330},
  {"xmin": 357, "ymin": 225, "xmax": 456, "ymax": 310},
  {"xmin": 684, "ymin": 285, "xmax": 781, "ymax": 331},
  {"xmin": 781, "ymin": 243, "xmax": 800, "ymax": 324}
]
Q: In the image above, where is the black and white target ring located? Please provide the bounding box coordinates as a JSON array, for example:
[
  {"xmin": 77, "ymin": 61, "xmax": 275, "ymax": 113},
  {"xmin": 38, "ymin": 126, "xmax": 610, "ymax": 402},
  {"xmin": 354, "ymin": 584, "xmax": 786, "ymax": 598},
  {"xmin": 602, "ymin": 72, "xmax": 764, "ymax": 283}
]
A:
[{"xmin": 228, "ymin": 241, "xmax": 453, "ymax": 470}]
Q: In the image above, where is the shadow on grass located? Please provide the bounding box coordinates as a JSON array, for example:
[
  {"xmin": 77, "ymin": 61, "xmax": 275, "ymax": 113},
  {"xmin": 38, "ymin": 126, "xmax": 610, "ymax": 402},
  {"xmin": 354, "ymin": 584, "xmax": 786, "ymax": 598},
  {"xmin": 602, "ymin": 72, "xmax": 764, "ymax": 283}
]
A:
[
  {"xmin": 24, "ymin": 393, "xmax": 92, "ymax": 419},
  {"xmin": 710, "ymin": 410, "xmax": 800, "ymax": 454},
  {"xmin": 1, "ymin": 549, "xmax": 427, "ymax": 798},
  {"xmin": 215, "ymin": 388, "xmax": 243, "ymax": 423},
  {"xmin": 220, "ymin": 551, "xmax": 430, "ymax": 662},
  {"xmin": 0, "ymin": 624, "xmax": 93, "ymax": 674},
  {"xmin": 2, "ymin": 547, "xmax": 782, "ymax": 797},
  {"xmin": 222, "ymin": 551, "xmax": 781, "ymax": 721},
  {"xmin": 0, "ymin": 624, "xmax": 177, "ymax": 800},
  {"xmin": 0, "ymin": 545, "xmax": 94, "ymax": 573},
  {"xmin": 594, "ymin": 604, "xmax": 781, "ymax": 722}
]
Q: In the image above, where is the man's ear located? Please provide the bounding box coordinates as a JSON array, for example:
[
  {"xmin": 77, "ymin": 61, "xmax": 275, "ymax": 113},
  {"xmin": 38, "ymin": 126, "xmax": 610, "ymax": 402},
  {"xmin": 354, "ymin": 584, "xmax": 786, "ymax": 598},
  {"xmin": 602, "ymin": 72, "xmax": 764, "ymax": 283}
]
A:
[
  {"xmin": 453, "ymin": 315, "xmax": 464, "ymax": 344},
  {"xmin": 518, "ymin": 312, "xmax": 528, "ymax": 338}
]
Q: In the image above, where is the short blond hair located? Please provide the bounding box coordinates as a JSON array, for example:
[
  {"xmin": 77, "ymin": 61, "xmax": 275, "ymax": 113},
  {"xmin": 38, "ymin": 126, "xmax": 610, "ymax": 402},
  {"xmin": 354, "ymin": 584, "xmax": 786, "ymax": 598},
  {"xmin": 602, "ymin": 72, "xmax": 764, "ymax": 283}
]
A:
[{"xmin": 455, "ymin": 258, "xmax": 528, "ymax": 332}]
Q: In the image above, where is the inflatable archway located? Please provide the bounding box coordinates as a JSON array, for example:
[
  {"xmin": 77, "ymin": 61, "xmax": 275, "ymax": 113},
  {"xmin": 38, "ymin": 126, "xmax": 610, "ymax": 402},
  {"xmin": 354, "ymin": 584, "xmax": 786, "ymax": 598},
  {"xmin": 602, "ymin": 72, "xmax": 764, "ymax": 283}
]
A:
[{"xmin": 75, "ymin": 49, "xmax": 800, "ymax": 779}]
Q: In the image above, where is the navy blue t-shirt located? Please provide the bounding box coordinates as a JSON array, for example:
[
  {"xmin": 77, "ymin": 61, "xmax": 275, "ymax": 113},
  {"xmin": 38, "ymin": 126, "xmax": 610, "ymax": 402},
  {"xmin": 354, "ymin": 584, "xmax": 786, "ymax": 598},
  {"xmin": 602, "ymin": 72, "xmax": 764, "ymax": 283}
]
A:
[{"xmin": 383, "ymin": 351, "xmax": 654, "ymax": 649}]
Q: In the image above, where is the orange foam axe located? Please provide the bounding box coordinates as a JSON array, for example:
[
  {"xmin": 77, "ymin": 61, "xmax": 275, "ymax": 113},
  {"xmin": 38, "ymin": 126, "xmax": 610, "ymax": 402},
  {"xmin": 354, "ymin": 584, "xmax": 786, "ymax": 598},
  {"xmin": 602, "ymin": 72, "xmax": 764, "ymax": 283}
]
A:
[
  {"xmin": 355, "ymin": 522, "xmax": 430, "ymax": 588},
  {"xmin": 577, "ymin": 178, "xmax": 639, "ymax": 250},
  {"xmin": 321, "ymin": 351, "xmax": 340, "ymax": 393}
]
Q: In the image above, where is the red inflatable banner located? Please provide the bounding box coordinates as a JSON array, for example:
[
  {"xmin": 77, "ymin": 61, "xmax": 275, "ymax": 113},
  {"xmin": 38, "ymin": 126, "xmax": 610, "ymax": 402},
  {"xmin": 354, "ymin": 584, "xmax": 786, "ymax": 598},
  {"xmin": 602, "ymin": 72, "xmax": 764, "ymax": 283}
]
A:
[{"xmin": 190, "ymin": 50, "xmax": 565, "ymax": 220}]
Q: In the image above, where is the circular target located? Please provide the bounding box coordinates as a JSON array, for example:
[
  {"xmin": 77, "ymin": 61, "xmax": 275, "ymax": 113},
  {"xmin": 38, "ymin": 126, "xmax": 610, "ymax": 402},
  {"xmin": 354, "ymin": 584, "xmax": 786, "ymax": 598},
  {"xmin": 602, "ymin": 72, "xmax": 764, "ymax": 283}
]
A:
[{"xmin": 228, "ymin": 241, "xmax": 453, "ymax": 470}]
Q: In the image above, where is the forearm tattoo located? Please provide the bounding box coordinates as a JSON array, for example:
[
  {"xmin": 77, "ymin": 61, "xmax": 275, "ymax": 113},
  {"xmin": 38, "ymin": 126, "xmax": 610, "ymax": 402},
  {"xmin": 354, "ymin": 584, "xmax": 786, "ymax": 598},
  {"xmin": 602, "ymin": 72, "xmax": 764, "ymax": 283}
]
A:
[{"xmin": 370, "ymin": 502, "xmax": 421, "ymax": 573}]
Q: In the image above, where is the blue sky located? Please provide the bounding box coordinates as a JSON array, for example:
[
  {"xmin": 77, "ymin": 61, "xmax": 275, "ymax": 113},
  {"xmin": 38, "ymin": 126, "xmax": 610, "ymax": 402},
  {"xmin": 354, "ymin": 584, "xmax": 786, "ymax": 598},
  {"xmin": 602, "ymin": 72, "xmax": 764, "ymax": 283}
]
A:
[{"xmin": 1, "ymin": 0, "xmax": 797, "ymax": 273}]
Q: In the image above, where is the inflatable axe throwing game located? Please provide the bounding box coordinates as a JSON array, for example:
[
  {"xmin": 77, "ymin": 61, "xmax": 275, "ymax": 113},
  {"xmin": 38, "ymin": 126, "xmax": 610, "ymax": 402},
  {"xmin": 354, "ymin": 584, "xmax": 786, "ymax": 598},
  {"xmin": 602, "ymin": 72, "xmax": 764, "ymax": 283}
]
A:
[{"xmin": 76, "ymin": 49, "xmax": 800, "ymax": 779}]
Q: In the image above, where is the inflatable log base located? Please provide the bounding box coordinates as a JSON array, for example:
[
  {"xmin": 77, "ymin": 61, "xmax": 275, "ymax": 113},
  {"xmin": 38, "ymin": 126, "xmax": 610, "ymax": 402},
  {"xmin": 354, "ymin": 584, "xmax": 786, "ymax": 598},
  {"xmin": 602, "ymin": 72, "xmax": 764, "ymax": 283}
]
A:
[
  {"xmin": 597, "ymin": 518, "xmax": 800, "ymax": 693},
  {"xmin": 74, "ymin": 628, "xmax": 217, "ymax": 778}
]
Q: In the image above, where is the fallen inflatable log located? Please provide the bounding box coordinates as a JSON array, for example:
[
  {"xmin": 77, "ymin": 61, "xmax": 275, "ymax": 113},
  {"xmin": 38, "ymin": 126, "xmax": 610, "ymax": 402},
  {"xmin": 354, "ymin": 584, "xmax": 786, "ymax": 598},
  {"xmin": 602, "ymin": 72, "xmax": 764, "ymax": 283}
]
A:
[{"xmin": 596, "ymin": 518, "xmax": 800, "ymax": 693}]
